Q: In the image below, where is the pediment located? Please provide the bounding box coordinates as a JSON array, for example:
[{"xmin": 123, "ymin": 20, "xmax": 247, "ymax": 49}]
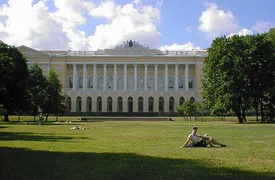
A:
[{"xmin": 17, "ymin": 45, "xmax": 49, "ymax": 58}]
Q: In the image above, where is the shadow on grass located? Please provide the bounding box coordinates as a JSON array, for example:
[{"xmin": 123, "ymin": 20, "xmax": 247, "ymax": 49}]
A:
[
  {"xmin": 0, "ymin": 132, "xmax": 89, "ymax": 142},
  {"xmin": 0, "ymin": 147, "xmax": 274, "ymax": 180}
]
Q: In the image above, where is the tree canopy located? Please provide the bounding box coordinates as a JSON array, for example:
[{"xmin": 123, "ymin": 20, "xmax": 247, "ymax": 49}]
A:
[
  {"xmin": 202, "ymin": 32, "xmax": 275, "ymax": 123},
  {"xmin": 0, "ymin": 41, "xmax": 29, "ymax": 121}
]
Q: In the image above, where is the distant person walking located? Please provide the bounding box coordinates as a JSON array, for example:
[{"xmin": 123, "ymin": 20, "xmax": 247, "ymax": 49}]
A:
[{"xmin": 181, "ymin": 126, "xmax": 227, "ymax": 148}]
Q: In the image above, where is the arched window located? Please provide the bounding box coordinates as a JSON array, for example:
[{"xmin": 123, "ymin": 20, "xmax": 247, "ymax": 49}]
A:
[
  {"xmin": 168, "ymin": 76, "xmax": 174, "ymax": 90},
  {"xmin": 78, "ymin": 76, "xmax": 83, "ymax": 89},
  {"xmin": 190, "ymin": 97, "xmax": 195, "ymax": 103},
  {"xmin": 179, "ymin": 76, "xmax": 184, "ymax": 89},
  {"xmin": 107, "ymin": 97, "xmax": 112, "ymax": 112},
  {"xmin": 66, "ymin": 97, "xmax": 71, "ymax": 112},
  {"xmin": 128, "ymin": 97, "xmax": 133, "ymax": 112},
  {"xmin": 86, "ymin": 97, "xmax": 91, "ymax": 112},
  {"xmin": 108, "ymin": 76, "xmax": 114, "ymax": 90},
  {"xmin": 68, "ymin": 76, "xmax": 73, "ymax": 88},
  {"xmin": 128, "ymin": 76, "xmax": 134, "ymax": 90},
  {"xmin": 138, "ymin": 76, "xmax": 144, "ymax": 90},
  {"xmin": 189, "ymin": 77, "xmax": 194, "ymax": 89},
  {"xmin": 179, "ymin": 97, "xmax": 185, "ymax": 106},
  {"xmin": 169, "ymin": 97, "xmax": 175, "ymax": 112},
  {"xmin": 97, "ymin": 96, "xmax": 102, "ymax": 112},
  {"xmin": 158, "ymin": 76, "xmax": 164, "ymax": 90},
  {"xmin": 88, "ymin": 76, "xmax": 93, "ymax": 89},
  {"xmin": 159, "ymin": 97, "xmax": 164, "ymax": 112},
  {"xmin": 117, "ymin": 97, "xmax": 123, "ymax": 112},
  {"xmin": 118, "ymin": 76, "xmax": 124, "ymax": 90},
  {"xmin": 149, "ymin": 97, "xmax": 154, "ymax": 112},
  {"xmin": 76, "ymin": 97, "xmax": 82, "ymax": 112},
  {"xmin": 148, "ymin": 76, "xmax": 154, "ymax": 90},
  {"xmin": 97, "ymin": 76, "xmax": 103, "ymax": 90},
  {"xmin": 138, "ymin": 97, "xmax": 143, "ymax": 112}
]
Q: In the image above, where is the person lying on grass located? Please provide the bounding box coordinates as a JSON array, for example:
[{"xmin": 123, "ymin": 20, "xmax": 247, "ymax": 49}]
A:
[{"xmin": 181, "ymin": 126, "xmax": 227, "ymax": 148}]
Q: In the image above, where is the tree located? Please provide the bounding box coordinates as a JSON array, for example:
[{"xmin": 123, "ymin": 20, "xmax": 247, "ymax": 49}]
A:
[
  {"xmin": 203, "ymin": 34, "xmax": 275, "ymax": 123},
  {"xmin": 0, "ymin": 41, "xmax": 29, "ymax": 121},
  {"xmin": 42, "ymin": 68, "xmax": 66, "ymax": 121},
  {"xmin": 177, "ymin": 100, "xmax": 204, "ymax": 121},
  {"xmin": 28, "ymin": 64, "xmax": 48, "ymax": 121}
]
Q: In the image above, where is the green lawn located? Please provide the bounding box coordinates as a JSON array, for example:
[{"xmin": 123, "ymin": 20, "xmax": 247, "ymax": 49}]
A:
[{"xmin": 0, "ymin": 118, "xmax": 274, "ymax": 179}]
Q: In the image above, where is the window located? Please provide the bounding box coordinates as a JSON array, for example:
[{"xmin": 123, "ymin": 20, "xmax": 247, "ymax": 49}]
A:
[
  {"xmin": 159, "ymin": 97, "xmax": 164, "ymax": 112},
  {"xmin": 189, "ymin": 77, "xmax": 194, "ymax": 89},
  {"xmin": 179, "ymin": 76, "xmax": 184, "ymax": 89},
  {"xmin": 97, "ymin": 97, "xmax": 102, "ymax": 112},
  {"xmin": 179, "ymin": 97, "xmax": 185, "ymax": 106},
  {"xmin": 117, "ymin": 97, "xmax": 123, "ymax": 112},
  {"xmin": 68, "ymin": 76, "xmax": 73, "ymax": 88},
  {"xmin": 138, "ymin": 97, "xmax": 143, "ymax": 112},
  {"xmin": 169, "ymin": 97, "xmax": 175, "ymax": 112},
  {"xmin": 128, "ymin": 76, "xmax": 134, "ymax": 90},
  {"xmin": 76, "ymin": 97, "xmax": 81, "ymax": 112},
  {"xmin": 86, "ymin": 97, "xmax": 92, "ymax": 112},
  {"xmin": 148, "ymin": 76, "xmax": 154, "ymax": 90},
  {"xmin": 66, "ymin": 97, "xmax": 71, "ymax": 112},
  {"xmin": 190, "ymin": 97, "xmax": 195, "ymax": 103},
  {"xmin": 97, "ymin": 76, "xmax": 103, "ymax": 90},
  {"xmin": 108, "ymin": 76, "xmax": 114, "ymax": 90},
  {"xmin": 88, "ymin": 76, "xmax": 93, "ymax": 89},
  {"xmin": 107, "ymin": 97, "xmax": 112, "ymax": 112},
  {"xmin": 149, "ymin": 97, "xmax": 154, "ymax": 112},
  {"xmin": 78, "ymin": 76, "xmax": 83, "ymax": 88},
  {"xmin": 118, "ymin": 76, "xmax": 124, "ymax": 90},
  {"xmin": 158, "ymin": 76, "xmax": 164, "ymax": 90},
  {"xmin": 168, "ymin": 76, "xmax": 174, "ymax": 90},
  {"xmin": 138, "ymin": 76, "xmax": 144, "ymax": 90},
  {"xmin": 128, "ymin": 97, "xmax": 133, "ymax": 112}
]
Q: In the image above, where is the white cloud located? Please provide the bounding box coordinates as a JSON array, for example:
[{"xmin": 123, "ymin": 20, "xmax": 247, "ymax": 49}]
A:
[
  {"xmin": 0, "ymin": 0, "xmax": 69, "ymax": 50},
  {"xmin": 86, "ymin": 1, "xmax": 161, "ymax": 50},
  {"xmin": 229, "ymin": 28, "xmax": 253, "ymax": 37},
  {"xmin": 0, "ymin": 0, "xmax": 161, "ymax": 50},
  {"xmin": 252, "ymin": 21, "xmax": 273, "ymax": 33},
  {"xmin": 198, "ymin": 2, "xmax": 239, "ymax": 37},
  {"xmin": 159, "ymin": 42, "xmax": 201, "ymax": 51}
]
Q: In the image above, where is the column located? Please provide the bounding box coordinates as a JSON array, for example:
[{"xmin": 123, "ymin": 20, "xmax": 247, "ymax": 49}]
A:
[
  {"xmin": 93, "ymin": 64, "xmax": 97, "ymax": 90},
  {"xmin": 83, "ymin": 64, "xmax": 87, "ymax": 90},
  {"xmin": 73, "ymin": 64, "xmax": 77, "ymax": 90},
  {"xmin": 124, "ymin": 64, "xmax": 127, "ymax": 91},
  {"xmin": 165, "ymin": 64, "xmax": 168, "ymax": 91},
  {"xmin": 175, "ymin": 64, "xmax": 178, "ymax": 91},
  {"xmin": 103, "ymin": 64, "xmax": 107, "ymax": 91},
  {"xmin": 144, "ymin": 64, "xmax": 148, "ymax": 91},
  {"xmin": 154, "ymin": 64, "xmax": 158, "ymax": 91},
  {"xmin": 114, "ymin": 64, "xmax": 117, "ymax": 91},
  {"xmin": 185, "ymin": 64, "xmax": 189, "ymax": 91},
  {"xmin": 134, "ymin": 64, "xmax": 137, "ymax": 91}
]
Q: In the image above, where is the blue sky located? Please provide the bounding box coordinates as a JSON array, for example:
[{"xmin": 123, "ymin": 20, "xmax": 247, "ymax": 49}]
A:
[{"xmin": 0, "ymin": 0, "xmax": 274, "ymax": 50}]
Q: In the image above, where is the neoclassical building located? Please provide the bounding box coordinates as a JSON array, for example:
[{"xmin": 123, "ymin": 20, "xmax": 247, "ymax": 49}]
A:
[{"xmin": 18, "ymin": 41, "xmax": 207, "ymax": 115}]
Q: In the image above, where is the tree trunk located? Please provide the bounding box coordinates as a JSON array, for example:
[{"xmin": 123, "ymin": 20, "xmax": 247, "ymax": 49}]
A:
[
  {"xmin": 3, "ymin": 113, "xmax": 9, "ymax": 121},
  {"xmin": 255, "ymin": 105, "xmax": 259, "ymax": 122},
  {"xmin": 33, "ymin": 115, "xmax": 36, "ymax": 122},
  {"xmin": 241, "ymin": 108, "xmax": 246, "ymax": 122},
  {"xmin": 18, "ymin": 114, "xmax": 20, "ymax": 122},
  {"xmin": 260, "ymin": 101, "xmax": 264, "ymax": 123}
]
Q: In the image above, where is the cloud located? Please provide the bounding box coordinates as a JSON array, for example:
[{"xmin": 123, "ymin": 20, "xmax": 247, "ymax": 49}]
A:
[
  {"xmin": 252, "ymin": 21, "xmax": 274, "ymax": 33},
  {"xmin": 86, "ymin": 1, "xmax": 161, "ymax": 50},
  {"xmin": 159, "ymin": 42, "xmax": 201, "ymax": 51},
  {"xmin": 198, "ymin": 2, "xmax": 239, "ymax": 37},
  {"xmin": 0, "ymin": 0, "xmax": 161, "ymax": 50},
  {"xmin": 229, "ymin": 28, "xmax": 253, "ymax": 37},
  {"xmin": 0, "ymin": 0, "xmax": 69, "ymax": 50}
]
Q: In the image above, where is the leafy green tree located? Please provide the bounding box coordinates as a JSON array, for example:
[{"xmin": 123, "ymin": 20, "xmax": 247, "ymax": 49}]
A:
[
  {"xmin": 42, "ymin": 68, "xmax": 66, "ymax": 121},
  {"xmin": 203, "ymin": 34, "xmax": 275, "ymax": 123},
  {"xmin": 177, "ymin": 100, "xmax": 203, "ymax": 121},
  {"xmin": 0, "ymin": 41, "xmax": 29, "ymax": 121},
  {"xmin": 28, "ymin": 64, "xmax": 48, "ymax": 121}
]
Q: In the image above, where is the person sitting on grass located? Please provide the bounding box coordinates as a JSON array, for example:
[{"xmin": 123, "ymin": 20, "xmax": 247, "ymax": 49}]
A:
[{"xmin": 181, "ymin": 126, "xmax": 227, "ymax": 148}]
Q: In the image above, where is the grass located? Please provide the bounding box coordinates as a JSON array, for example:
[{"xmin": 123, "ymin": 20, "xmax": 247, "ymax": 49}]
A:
[{"xmin": 0, "ymin": 118, "xmax": 275, "ymax": 179}]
